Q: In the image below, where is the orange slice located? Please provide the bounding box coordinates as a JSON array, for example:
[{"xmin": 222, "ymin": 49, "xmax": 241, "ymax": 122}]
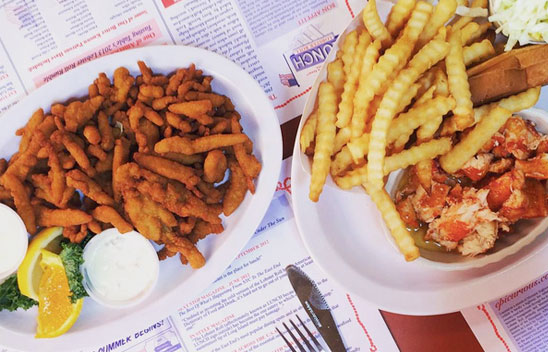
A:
[{"xmin": 36, "ymin": 249, "xmax": 83, "ymax": 338}]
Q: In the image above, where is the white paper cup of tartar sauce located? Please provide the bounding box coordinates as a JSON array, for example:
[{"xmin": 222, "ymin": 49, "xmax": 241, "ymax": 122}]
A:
[
  {"xmin": 81, "ymin": 228, "xmax": 159, "ymax": 308},
  {"xmin": 0, "ymin": 204, "xmax": 28, "ymax": 283}
]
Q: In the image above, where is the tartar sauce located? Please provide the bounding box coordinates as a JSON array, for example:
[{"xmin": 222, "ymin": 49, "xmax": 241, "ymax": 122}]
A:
[
  {"xmin": 82, "ymin": 229, "xmax": 159, "ymax": 306},
  {"xmin": 0, "ymin": 204, "xmax": 28, "ymax": 281}
]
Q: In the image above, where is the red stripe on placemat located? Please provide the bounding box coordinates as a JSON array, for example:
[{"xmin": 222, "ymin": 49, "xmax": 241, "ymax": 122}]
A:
[
  {"xmin": 345, "ymin": 0, "xmax": 355, "ymax": 18},
  {"xmin": 274, "ymin": 87, "xmax": 312, "ymax": 110},
  {"xmin": 346, "ymin": 294, "xmax": 378, "ymax": 352},
  {"xmin": 477, "ymin": 304, "xmax": 512, "ymax": 352}
]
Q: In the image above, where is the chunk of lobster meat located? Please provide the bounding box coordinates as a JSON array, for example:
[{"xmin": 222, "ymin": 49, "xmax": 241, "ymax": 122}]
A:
[
  {"xmin": 461, "ymin": 153, "xmax": 493, "ymax": 181},
  {"xmin": 481, "ymin": 132, "xmax": 505, "ymax": 155},
  {"xmin": 502, "ymin": 116, "xmax": 541, "ymax": 160},
  {"xmin": 410, "ymin": 183, "xmax": 450, "ymax": 223},
  {"xmin": 426, "ymin": 188, "xmax": 500, "ymax": 246},
  {"xmin": 485, "ymin": 169, "xmax": 525, "ymax": 211},
  {"xmin": 396, "ymin": 197, "xmax": 420, "ymax": 228},
  {"xmin": 499, "ymin": 179, "xmax": 548, "ymax": 222},
  {"xmin": 515, "ymin": 153, "xmax": 548, "ymax": 179},
  {"xmin": 488, "ymin": 158, "xmax": 513, "ymax": 174},
  {"xmin": 458, "ymin": 222, "xmax": 498, "ymax": 256},
  {"xmin": 536, "ymin": 136, "xmax": 548, "ymax": 155}
]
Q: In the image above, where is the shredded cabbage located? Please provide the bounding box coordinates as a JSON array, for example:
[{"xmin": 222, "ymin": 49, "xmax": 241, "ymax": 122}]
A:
[{"xmin": 489, "ymin": 0, "xmax": 548, "ymax": 51}]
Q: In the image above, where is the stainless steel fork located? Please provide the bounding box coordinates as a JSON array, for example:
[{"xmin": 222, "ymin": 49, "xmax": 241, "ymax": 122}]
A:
[{"xmin": 276, "ymin": 314, "xmax": 326, "ymax": 352}]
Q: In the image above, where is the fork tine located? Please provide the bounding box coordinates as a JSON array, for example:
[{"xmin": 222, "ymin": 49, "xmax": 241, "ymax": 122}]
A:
[
  {"xmin": 296, "ymin": 315, "xmax": 324, "ymax": 351},
  {"xmin": 283, "ymin": 322, "xmax": 307, "ymax": 352},
  {"xmin": 276, "ymin": 327, "xmax": 297, "ymax": 352},
  {"xmin": 290, "ymin": 318, "xmax": 316, "ymax": 352}
]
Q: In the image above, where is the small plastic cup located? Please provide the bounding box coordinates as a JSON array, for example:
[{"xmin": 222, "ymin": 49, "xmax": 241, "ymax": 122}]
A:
[
  {"xmin": 0, "ymin": 204, "xmax": 28, "ymax": 283},
  {"xmin": 81, "ymin": 229, "xmax": 159, "ymax": 308}
]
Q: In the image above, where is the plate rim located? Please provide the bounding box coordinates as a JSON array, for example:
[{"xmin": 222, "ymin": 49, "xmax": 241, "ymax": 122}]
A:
[{"xmin": 0, "ymin": 44, "xmax": 282, "ymax": 350}]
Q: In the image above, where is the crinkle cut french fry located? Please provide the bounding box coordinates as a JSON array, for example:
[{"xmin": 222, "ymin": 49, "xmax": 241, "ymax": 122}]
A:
[
  {"xmin": 348, "ymin": 39, "xmax": 381, "ymax": 135},
  {"xmin": 386, "ymin": 0, "xmax": 416, "ymax": 38},
  {"xmin": 390, "ymin": 96, "xmax": 455, "ymax": 143},
  {"xmin": 458, "ymin": 22, "xmax": 480, "ymax": 46},
  {"xmin": 334, "ymin": 126, "xmax": 351, "ymax": 154},
  {"xmin": 464, "ymin": 22, "xmax": 491, "ymax": 46},
  {"xmin": 368, "ymin": 39, "xmax": 449, "ymax": 190},
  {"xmin": 341, "ymin": 30, "xmax": 358, "ymax": 77},
  {"xmin": 393, "ymin": 132, "xmax": 412, "ymax": 152},
  {"xmin": 417, "ymin": 114, "xmax": 443, "ymax": 142},
  {"xmin": 415, "ymin": 84, "xmax": 436, "ymax": 106},
  {"xmin": 441, "ymin": 87, "xmax": 540, "ymax": 136},
  {"xmin": 446, "ymin": 29, "xmax": 474, "ymax": 131},
  {"xmin": 350, "ymin": 2, "xmax": 433, "ymax": 140},
  {"xmin": 336, "ymin": 138, "xmax": 450, "ymax": 188},
  {"xmin": 331, "ymin": 146, "xmax": 354, "ymax": 176},
  {"xmin": 385, "ymin": 138, "xmax": 452, "ymax": 174},
  {"xmin": 334, "ymin": 164, "xmax": 368, "ymax": 190},
  {"xmin": 396, "ymin": 83, "xmax": 420, "ymax": 115},
  {"xmin": 365, "ymin": 184, "xmax": 419, "ymax": 261},
  {"xmin": 336, "ymin": 31, "xmax": 371, "ymax": 128},
  {"xmin": 300, "ymin": 111, "xmax": 317, "ymax": 152},
  {"xmin": 417, "ymin": 0, "xmax": 457, "ymax": 48},
  {"xmin": 309, "ymin": 82, "xmax": 337, "ymax": 202},
  {"xmin": 463, "ymin": 39, "xmax": 495, "ymax": 67},
  {"xmin": 327, "ymin": 59, "xmax": 345, "ymax": 97},
  {"xmin": 440, "ymin": 107, "xmax": 511, "ymax": 173},
  {"xmin": 347, "ymin": 133, "xmax": 370, "ymax": 164},
  {"xmin": 363, "ymin": 0, "xmax": 392, "ymax": 48},
  {"xmin": 433, "ymin": 67, "xmax": 449, "ymax": 97}
]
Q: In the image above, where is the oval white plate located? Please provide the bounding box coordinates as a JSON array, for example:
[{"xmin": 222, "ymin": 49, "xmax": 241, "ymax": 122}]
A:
[
  {"xmin": 292, "ymin": 1, "xmax": 548, "ymax": 315},
  {"xmin": 0, "ymin": 45, "xmax": 282, "ymax": 351}
]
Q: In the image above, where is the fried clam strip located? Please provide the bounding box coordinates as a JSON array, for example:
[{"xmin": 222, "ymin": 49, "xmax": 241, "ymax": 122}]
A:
[
  {"xmin": 3, "ymin": 131, "xmax": 46, "ymax": 181},
  {"xmin": 188, "ymin": 220, "xmax": 224, "ymax": 244},
  {"xmin": 154, "ymin": 134, "xmax": 250, "ymax": 155},
  {"xmin": 112, "ymin": 137, "xmax": 131, "ymax": 201},
  {"xmin": 36, "ymin": 206, "xmax": 92, "ymax": 227},
  {"xmin": 3, "ymin": 173, "xmax": 35, "ymax": 234},
  {"xmin": 368, "ymin": 39, "xmax": 450, "ymax": 190},
  {"xmin": 123, "ymin": 189, "xmax": 177, "ymax": 242},
  {"xmin": 223, "ymin": 158, "xmax": 248, "ymax": 216},
  {"xmin": 63, "ymin": 225, "xmax": 89, "ymax": 244},
  {"xmin": 163, "ymin": 232, "xmax": 205, "ymax": 269},
  {"xmin": 92, "ymin": 205, "xmax": 133, "ymax": 233},
  {"xmin": 16, "ymin": 108, "xmax": 44, "ymax": 154},
  {"xmin": 44, "ymin": 142, "xmax": 65, "ymax": 206},
  {"xmin": 230, "ymin": 117, "xmax": 261, "ymax": 179},
  {"xmin": 66, "ymin": 169, "xmax": 114, "ymax": 205},
  {"xmin": 116, "ymin": 163, "xmax": 222, "ymax": 224},
  {"xmin": 62, "ymin": 96, "xmax": 104, "ymax": 132},
  {"xmin": 52, "ymin": 131, "xmax": 96, "ymax": 177},
  {"xmin": 134, "ymin": 152, "xmax": 200, "ymax": 189}
]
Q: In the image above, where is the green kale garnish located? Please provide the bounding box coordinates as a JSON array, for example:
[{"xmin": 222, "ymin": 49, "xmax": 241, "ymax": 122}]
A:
[
  {"xmin": 0, "ymin": 275, "xmax": 37, "ymax": 311},
  {"xmin": 59, "ymin": 242, "xmax": 88, "ymax": 303}
]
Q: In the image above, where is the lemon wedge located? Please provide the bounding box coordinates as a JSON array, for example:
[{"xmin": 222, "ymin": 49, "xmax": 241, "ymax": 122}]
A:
[
  {"xmin": 17, "ymin": 227, "xmax": 64, "ymax": 300},
  {"xmin": 36, "ymin": 249, "xmax": 83, "ymax": 338}
]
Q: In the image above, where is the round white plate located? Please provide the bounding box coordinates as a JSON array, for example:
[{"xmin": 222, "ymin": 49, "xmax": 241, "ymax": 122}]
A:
[
  {"xmin": 292, "ymin": 1, "xmax": 548, "ymax": 315},
  {"xmin": 0, "ymin": 45, "xmax": 282, "ymax": 351}
]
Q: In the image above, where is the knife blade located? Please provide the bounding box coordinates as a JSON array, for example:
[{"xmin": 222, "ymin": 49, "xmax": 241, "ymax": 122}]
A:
[{"xmin": 285, "ymin": 264, "xmax": 346, "ymax": 352}]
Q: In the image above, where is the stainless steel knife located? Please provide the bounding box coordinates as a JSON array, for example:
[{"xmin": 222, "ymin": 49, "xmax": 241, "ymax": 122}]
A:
[{"xmin": 286, "ymin": 264, "xmax": 346, "ymax": 352}]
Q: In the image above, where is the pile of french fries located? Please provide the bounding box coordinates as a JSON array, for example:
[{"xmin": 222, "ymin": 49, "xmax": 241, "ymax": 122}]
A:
[{"xmin": 300, "ymin": 0, "xmax": 541, "ymax": 261}]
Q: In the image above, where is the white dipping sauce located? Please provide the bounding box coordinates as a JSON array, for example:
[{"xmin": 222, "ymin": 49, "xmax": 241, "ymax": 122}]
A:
[
  {"xmin": 82, "ymin": 229, "xmax": 159, "ymax": 306},
  {"xmin": 0, "ymin": 204, "xmax": 28, "ymax": 281}
]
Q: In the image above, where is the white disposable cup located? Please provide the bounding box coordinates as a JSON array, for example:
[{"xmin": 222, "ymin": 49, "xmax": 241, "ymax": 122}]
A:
[
  {"xmin": 0, "ymin": 204, "xmax": 28, "ymax": 283},
  {"xmin": 81, "ymin": 229, "xmax": 159, "ymax": 308}
]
